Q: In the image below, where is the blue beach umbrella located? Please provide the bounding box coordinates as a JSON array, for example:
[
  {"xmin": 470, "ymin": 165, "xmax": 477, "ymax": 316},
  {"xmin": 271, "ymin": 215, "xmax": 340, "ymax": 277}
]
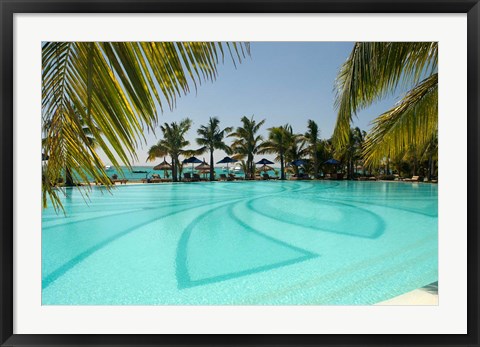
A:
[
  {"xmin": 290, "ymin": 159, "xmax": 306, "ymax": 166},
  {"xmin": 216, "ymin": 156, "xmax": 238, "ymax": 173},
  {"xmin": 183, "ymin": 156, "xmax": 202, "ymax": 173},
  {"xmin": 289, "ymin": 159, "xmax": 307, "ymax": 176},
  {"xmin": 324, "ymin": 158, "xmax": 341, "ymax": 176},
  {"xmin": 324, "ymin": 158, "xmax": 340, "ymax": 165},
  {"xmin": 256, "ymin": 158, "xmax": 274, "ymax": 165}
]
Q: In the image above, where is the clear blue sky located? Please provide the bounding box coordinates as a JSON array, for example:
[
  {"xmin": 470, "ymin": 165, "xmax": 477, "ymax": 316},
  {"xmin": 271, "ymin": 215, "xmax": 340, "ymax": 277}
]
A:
[{"xmin": 101, "ymin": 42, "xmax": 404, "ymax": 166}]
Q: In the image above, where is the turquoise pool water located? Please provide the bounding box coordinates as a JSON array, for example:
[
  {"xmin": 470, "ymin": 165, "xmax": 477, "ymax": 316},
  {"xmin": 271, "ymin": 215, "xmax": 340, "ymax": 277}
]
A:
[{"xmin": 42, "ymin": 181, "xmax": 438, "ymax": 305}]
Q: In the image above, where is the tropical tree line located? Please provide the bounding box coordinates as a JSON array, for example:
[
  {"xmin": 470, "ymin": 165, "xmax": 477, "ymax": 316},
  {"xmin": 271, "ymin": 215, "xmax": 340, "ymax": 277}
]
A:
[
  {"xmin": 146, "ymin": 115, "xmax": 358, "ymax": 181},
  {"xmin": 147, "ymin": 111, "xmax": 437, "ymax": 182}
]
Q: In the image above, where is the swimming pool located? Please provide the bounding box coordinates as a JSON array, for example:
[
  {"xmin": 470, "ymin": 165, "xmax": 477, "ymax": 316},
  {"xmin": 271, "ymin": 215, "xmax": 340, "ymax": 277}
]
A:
[{"xmin": 42, "ymin": 181, "xmax": 438, "ymax": 305}]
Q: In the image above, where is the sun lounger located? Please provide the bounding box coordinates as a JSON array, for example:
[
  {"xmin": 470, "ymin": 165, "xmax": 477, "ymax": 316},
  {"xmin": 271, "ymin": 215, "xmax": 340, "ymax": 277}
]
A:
[
  {"xmin": 404, "ymin": 175, "xmax": 420, "ymax": 182},
  {"xmin": 192, "ymin": 173, "xmax": 201, "ymax": 182},
  {"xmin": 262, "ymin": 173, "xmax": 270, "ymax": 180},
  {"xmin": 290, "ymin": 173, "xmax": 310, "ymax": 180},
  {"xmin": 183, "ymin": 173, "xmax": 192, "ymax": 182}
]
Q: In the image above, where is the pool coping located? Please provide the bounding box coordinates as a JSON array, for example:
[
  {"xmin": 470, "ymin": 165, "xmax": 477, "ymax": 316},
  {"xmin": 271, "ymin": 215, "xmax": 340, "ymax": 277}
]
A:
[{"xmin": 376, "ymin": 282, "xmax": 438, "ymax": 305}]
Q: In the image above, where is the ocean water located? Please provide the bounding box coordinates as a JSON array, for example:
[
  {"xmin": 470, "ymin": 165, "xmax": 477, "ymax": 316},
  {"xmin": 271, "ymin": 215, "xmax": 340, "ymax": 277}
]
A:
[{"xmin": 42, "ymin": 180, "xmax": 438, "ymax": 305}]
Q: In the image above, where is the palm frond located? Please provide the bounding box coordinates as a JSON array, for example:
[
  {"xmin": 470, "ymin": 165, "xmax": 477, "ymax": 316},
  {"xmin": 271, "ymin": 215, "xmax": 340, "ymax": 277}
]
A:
[
  {"xmin": 362, "ymin": 73, "xmax": 438, "ymax": 167},
  {"xmin": 42, "ymin": 42, "xmax": 249, "ymax": 209},
  {"xmin": 333, "ymin": 42, "xmax": 437, "ymax": 147}
]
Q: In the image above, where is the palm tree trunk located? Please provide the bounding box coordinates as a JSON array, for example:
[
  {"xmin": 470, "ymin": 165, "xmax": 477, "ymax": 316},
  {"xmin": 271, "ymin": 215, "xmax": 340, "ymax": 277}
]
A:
[
  {"xmin": 428, "ymin": 154, "xmax": 433, "ymax": 180},
  {"xmin": 346, "ymin": 158, "xmax": 350, "ymax": 180},
  {"xmin": 209, "ymin": 149, "xmax": 214, "ymax": 181},
  {"xmin": 349, "ymin": 159, "xmax": 354, "ymax": 180},
  {"xmin": 65, "ymin": 167, "xmax": 74, "ymax": 187},
  {"xmin": 313, "ymin": 146, "xmax": 318, "ymax": 179},
  {"xmin": 176, "ymin": 158, "xmax": 181, "ymax": 181},
  {"xmin": 280, "ymin": 153, "xmax": 285, "ymax": 180},
  {"xmin": 248, "ymin": 154, "xmax": 253, "ymax": 179},
  {"xmin": 172, "ymin": 156, "xmax": 178, "ymax": 182},
  {"xmin": 412, "ymin": 148, "xmax": 418, "ymax": 176}
]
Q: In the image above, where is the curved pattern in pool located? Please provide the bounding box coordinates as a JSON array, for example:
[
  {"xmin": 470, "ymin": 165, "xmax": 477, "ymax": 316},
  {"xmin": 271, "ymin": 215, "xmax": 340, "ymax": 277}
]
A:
[{"xmin": 42, "ymin": 181, "xmax": 438, "ymax": 305}]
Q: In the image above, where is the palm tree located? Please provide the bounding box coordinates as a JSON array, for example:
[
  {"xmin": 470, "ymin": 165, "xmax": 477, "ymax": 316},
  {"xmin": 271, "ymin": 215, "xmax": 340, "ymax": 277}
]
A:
[
  {"xmin": 285, "ymin": 131, "xmax": 308, "ymax": 176},
  {"xmin": 196, "ymin": 117, "xmax": 233, "ymax": 181},
  {"xmin": 42, "ymin": 42, "xmax": 249, "ymax": 209},
  {"xmin": 315, "ymin": 139, "xmax": 333, "ymax": 176},
  {"xmin": 259, "ymin": 125, "xmax": 293, "ymax": 180},
  {"xmin": 336, "ymin": 127, "xmax": 365, "ymax": 179},
  {"xmin": 304, "ymin": 120, "xmax": 320, "ymax": 178},
  {"xmin": 352, "ymin": 127, "xmax": 367, "ymax": 176},
  {"xmin": 147, "ymin": 118, "xmax": 192, "ymax": 182},
  {"xmin": 237, "ymin": 160, "xmax": 249, "ymax": 177},
  {"xmin": 421, "ymin": 134, "xmax": 438, "ymax": 180},
  {"xmin": 333, "ymin": 42, "xmax": 437, "ymax": 167},
  {"xmin": 229, "ymin": 116, "xmax": 266, "ymax": 179}
]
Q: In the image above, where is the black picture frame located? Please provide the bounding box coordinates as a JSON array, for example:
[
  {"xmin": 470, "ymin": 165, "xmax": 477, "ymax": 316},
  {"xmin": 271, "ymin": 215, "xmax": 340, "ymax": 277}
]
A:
[{"xmin": 1, "ymin": 0, "xmax": 479, "ymax": 346}]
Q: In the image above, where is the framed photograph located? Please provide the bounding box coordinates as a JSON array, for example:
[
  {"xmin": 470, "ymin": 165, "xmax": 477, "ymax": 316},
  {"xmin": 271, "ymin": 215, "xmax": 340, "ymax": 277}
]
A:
[{"xmin": 1, "ymin": 0, "xmax": 479, "ymax": 346}]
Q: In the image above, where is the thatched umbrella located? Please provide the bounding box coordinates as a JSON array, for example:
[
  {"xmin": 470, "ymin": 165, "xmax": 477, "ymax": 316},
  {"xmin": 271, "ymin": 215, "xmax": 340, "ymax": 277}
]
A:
[
  {"xmin": 153, "ymin": 157, "xmax": 172, "ymax": 179},
  {"xmin": 195, "ymin": 160, "xmax": 211, "ymax": 171},
  {"xmin": 198, "ymin": 169, "xmax": 210, "ymax": 179},
  {"xmin": 195, "ymin": 160, "xmax": 211, "ymax": 180}
]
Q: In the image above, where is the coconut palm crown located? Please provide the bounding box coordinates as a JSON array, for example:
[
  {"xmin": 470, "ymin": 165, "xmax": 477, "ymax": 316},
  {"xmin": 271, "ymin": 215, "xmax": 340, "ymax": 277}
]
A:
[
  {"xmin": 259, "ymin": 125, "xmax": 294, "ymax": 180},
  {"xmin": 285, "ymin": 130, "xmax": 308, "ymax": 176},
  {"xmin": 196, "ymin": 117, "xmax": 233, "ymax": 181},
  {"xmin": 229, "ymin": 116, "xmax": 266, "ymax": 179},
  {"xmin": 147, "ymin": 118, "xmax": 193, "ymax": 182}
]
